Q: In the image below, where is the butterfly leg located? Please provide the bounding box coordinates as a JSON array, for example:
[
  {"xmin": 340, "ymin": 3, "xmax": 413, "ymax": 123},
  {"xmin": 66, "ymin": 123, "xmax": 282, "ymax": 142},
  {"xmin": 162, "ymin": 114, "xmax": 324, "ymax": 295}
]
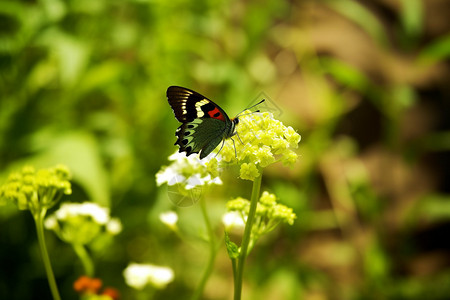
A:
[
  {"xmin": 236, "ymin": 131, "xmax": 244, "ymax": 145},
  {"xmin": 215, "ymin": 139, "xmax": 226, "ymax": 158},
  {"xmin": 231, "ymin": 137, "xmax": 237, "ymax": 158}
]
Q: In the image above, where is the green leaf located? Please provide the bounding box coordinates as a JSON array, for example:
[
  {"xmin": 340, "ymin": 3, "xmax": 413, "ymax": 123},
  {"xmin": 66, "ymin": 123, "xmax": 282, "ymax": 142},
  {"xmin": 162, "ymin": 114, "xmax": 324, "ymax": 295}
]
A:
[
  {"xmin": 400, "ymin": 0, "xmax": 423, "ymax": 40},
  {"xmin": 420, "ymin": 194, "xmax": 450, "ymax": 222},
  {"xmin": 418, "ymin": 34, "xmax": 450, "ymax": 65},
  {"xmin": 319, "ymin": 57, "xmax": 372, "ymax": 92},
  {"xmin": 37, "ymin": 28, "xmax": 90, "ymax": 87},
  {"xmin": 225, "ymin": 232, "xmax": 240, "ymax": 260},
  {"xmin": 326, "ymin": 0, "xmax": 388, "ymax": 47}
]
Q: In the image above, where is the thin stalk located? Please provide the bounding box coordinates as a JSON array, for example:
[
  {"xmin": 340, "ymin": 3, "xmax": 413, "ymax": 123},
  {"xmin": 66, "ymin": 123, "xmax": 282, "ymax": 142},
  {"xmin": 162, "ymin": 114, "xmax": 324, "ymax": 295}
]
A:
[
  {"xmin": 231, "ymin": 258, "xmax": 238, "ymax": 296},
  {"xmin": 191, "ymin": 198, "xmax": 217, "ymax": 300},
  {"xmin": 234, "ymin": 172, "xmax": 262, "ymax": 300},
  {"xmin": 34, "ymin": 209, "xmax": 61, "ymax": 300},
  {"xmin": 73, "ymin": 243, "xmax": 94, "ymax": 277}
]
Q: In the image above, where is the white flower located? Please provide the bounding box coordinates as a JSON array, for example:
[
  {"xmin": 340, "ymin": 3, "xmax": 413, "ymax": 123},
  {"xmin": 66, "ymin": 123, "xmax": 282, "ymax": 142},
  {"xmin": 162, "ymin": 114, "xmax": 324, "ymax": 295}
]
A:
[
  {"xmin": 44, "ymin": 215, "xmax": 58, "ymax": 230},
  {"xmin": 168, "ymin": 151, "xmax": 189, "ymax": 161},
  {"xmin": 45, "ymin": 202, "xmax": 121, "ymax": 244},
  {"xmin": 123, "ymin": 263, "xmax": 174, "ymax": 290},
  {"xmin": 156, "ymin": 166, "xmax": 179, "ymax": 186},
  {"xmin": 55, "ymin": 202, "xmax": 110, "ymax": 225},
  {"xmin": 106, "ymin": 218, "xmax": 122, "ymax": 234},
  {"xmin": 185, "ymin": 175, "xmax": 202, "ymax": 190},
  {"xmin": 156, "ymin": 150, "xmax": 222, "ymax": 189},
  {"xmin": 210, "ymin": 176, "xmax": 223, "ymax": 185},
  {"xmin": 167, "ymin": 174, "xmax": 186, "ymax": 186},
  {"xmin": 159, "ymin": 211, "xmax": 178, "ymax": 229},
  {"xmin": 222, "ymin": 211, "xmax": 245, "ymax": 231}
]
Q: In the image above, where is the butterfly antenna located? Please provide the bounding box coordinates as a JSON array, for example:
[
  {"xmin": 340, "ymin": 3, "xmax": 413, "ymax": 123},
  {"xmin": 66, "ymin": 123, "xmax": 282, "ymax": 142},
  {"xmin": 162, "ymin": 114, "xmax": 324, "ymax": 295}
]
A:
[
  {"xmin": 236, "ymin": 99, "xmax": 266, "ymax": 117},
  {"xmin": 236, "ymin": 111, "xmax": 261, "ymax": 118}
]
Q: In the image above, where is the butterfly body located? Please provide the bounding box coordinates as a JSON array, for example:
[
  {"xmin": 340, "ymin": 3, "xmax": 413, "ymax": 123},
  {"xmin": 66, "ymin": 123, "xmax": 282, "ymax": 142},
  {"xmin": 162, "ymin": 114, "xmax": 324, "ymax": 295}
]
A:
[{"xmin": 167, "ymin": 86, "xmax": 239, "ymax": 159}]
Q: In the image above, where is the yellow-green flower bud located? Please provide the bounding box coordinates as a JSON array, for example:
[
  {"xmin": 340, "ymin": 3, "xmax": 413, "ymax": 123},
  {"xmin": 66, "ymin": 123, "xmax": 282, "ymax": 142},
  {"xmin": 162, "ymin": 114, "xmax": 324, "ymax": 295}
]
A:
[
  {"xmin": 226, "ymin": 197, "xmax": 249, "ymax": 212},
  {"xmin": 272, "ymin": 204, "xmax": 296, "ymax": 225},
  {"xmin": 239, "ymin": 163, "xmax": 260, "ymax": 181},
  {"xmin": 260, "ymin": 191, "xmax": 276, "ymax": 206},
  {"xmin": 225, "ymin": 191, "xmax": 296, "ymax": 245},
  {"xmin": 0, "ymin": 165, "xmax": 72, "ymax": 214}
]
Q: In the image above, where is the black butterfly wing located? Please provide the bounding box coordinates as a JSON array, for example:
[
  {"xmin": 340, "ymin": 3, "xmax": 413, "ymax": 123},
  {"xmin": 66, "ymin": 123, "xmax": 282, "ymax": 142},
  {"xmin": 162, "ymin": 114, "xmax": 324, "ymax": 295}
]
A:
[
  {"xmin": 167, "ymin": 86, "xmax": 231, "ymax": 123},
  {"xmin": 175, "ymin": 118, "xmax": 226, "ymax": 159},
  {"xmin": 167, "ymin": 86, "xmax": 234, "ymax": 158}
]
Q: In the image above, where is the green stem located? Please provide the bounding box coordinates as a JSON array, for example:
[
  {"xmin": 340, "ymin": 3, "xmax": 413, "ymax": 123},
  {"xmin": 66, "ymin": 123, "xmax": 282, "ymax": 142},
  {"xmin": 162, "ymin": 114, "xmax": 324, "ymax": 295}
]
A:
[
  {"xmin": 73, "ymin": 243, "xmax": 94, "ymax": 277},
  {"xmin": 231, "ymin": 258, "xmax": 238, "ymax": 296},
  {"xmin": 191, "ymin": 198, "xmax": 217, "ymax": 300},
  {"xmin": 234, "ymin": 171, "xmax": 262, "ymax": 300},
  {"xmin": 34, "ymin": 209, "xmax": 61, "ymax": 300}
]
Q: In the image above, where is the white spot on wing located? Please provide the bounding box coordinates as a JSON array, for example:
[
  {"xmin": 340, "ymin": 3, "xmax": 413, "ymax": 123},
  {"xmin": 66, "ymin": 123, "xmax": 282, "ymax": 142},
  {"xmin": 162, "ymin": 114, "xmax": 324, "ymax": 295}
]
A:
[{"xmin": 194, "ymin": 99, "xmax": 209, "ymax": 118}]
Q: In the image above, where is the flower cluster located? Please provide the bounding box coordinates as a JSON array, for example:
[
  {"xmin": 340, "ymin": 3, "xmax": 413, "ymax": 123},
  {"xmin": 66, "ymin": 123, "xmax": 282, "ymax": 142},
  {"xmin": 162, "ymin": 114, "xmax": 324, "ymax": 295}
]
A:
[
  {"xmin": 45, "ymin": 202, "xmax": 122, "ymax": 245},
  {"xmin": 73, "ymin": 275, "xmax": 120, "ymax": 300},
  {"xmin": 211, "ymin": 112, "xmax": 301, "ymax": 181},
  {"xmin": 0, "ymin": 165, "xmax": 71, "ymax": 214},
  {"xmin": 226, "ymin": 191, "xmax": 296, "ymax": 251},
  {"xmin": 156, "ymin": 151, "xmax": 222, "ymax": 190},
  {"xmin": 123, "ymin": 263, "xmax": 174, "ymax": 290}
]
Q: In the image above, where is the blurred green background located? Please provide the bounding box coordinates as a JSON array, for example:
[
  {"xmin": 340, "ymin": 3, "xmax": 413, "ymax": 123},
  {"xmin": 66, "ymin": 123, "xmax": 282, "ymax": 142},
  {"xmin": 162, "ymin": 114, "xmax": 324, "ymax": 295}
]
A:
[{"xmin": 1, "ymin": 0, "xmax": 450, "ymax": 299}]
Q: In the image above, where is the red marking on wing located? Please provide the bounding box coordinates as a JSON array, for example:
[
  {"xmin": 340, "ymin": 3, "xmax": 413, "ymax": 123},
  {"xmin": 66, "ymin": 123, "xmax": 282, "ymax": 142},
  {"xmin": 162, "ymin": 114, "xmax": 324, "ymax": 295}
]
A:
[{"xmin": 207, "ymin": 107, "xmax": 225, "ymax": 121}]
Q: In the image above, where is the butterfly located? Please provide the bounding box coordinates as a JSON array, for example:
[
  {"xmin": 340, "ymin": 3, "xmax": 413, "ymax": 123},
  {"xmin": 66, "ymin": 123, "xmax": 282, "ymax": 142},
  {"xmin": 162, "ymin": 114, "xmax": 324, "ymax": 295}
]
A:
[{"xmin": 166, "ymin": 86, "xmax": 240, "ymax": 159}]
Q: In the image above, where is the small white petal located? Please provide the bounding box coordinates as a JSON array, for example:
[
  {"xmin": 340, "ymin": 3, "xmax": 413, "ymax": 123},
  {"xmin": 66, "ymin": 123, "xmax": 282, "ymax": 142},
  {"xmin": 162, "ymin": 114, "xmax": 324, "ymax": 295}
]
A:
[
  {"xmin": 148, "ymin": 265, "xmax": 174, "ymax": 288},
  {"xmin": 156, "ymin": 167, "xmax": 177, "ymax": 186},
  {"xmin": 168, "ymin": 151, "xmax": 187, "ymax": 161},
  {"xmin": 106, "ymin": 218, "xmax": 122, "ymax": 234},
  {"xmin": 159, "ymin": 211, "xmax": 178, "ymax": 227},
  {"xmin": 54, "ymin": 202, "xmax": 111, "ymax": 225},
  {"xmin": 211, "ymin": 177, "xmax": 223, "ymax": 185},
  {"xmin": 80, "ymin": 202, "xmax": 109, "ymax": 224},
  {"xmin": 44, "ymin": 216, "xmax": 58, "ymax": 230},
  {"xmin": 123, "ymin": 263, "xmax": 174, "ymax": 290},
  {"xmin": 185, "ymin": 175, "xmax": 203, "ymax": 189},
  {"xmin": 222, "ymin": 211, "xmax": 245, "ymax": 231},
  {"xmin": 168, "ymin": 174, "xmax": 186, "ymax": 186},
  {"xmin": 123, "ymin": 263, "xmax": 150, "ymax": 290}
]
